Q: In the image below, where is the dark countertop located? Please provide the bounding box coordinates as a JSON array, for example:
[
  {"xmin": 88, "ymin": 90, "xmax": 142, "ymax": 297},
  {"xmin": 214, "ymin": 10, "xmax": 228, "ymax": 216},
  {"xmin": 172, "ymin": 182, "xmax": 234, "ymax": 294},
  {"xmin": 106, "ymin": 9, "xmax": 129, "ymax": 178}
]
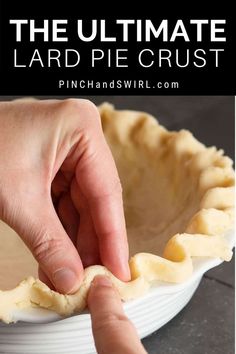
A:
[{"xmin": 0, "ymin": 96, "xmax": 234, "ymax": 354}]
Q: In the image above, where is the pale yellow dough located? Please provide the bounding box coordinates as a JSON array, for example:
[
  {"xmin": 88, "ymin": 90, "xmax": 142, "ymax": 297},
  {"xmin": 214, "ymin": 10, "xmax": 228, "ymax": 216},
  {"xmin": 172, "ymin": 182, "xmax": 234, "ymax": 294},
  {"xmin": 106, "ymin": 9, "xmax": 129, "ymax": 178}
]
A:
[{"xmin": 0, "ymin": 103, "xmax": 234, "ymax": 323}]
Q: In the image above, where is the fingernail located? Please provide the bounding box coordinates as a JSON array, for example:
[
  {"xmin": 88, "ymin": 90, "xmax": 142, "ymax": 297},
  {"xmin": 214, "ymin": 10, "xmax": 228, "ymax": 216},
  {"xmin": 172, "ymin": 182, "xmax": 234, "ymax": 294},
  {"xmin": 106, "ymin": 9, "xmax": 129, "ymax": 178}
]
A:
[
  {"xmin": 52, "ymin": 268, "xmax": 79, "ymax": 294},
  {"xmin": 92, "ymin": 275, "xmax": 113, "ymax": 288}
]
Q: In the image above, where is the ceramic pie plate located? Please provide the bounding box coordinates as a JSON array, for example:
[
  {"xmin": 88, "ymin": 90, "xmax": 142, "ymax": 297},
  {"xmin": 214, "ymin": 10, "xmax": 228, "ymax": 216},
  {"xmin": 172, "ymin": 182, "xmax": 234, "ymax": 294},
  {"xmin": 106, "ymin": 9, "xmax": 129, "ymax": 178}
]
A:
[
  {"xmin": 0, "ymin": 103, "xmax": 235, "ymax": 353},
  {"xmin": 0, "ymin": 230, "xmax": 234, "ymax": 354}
]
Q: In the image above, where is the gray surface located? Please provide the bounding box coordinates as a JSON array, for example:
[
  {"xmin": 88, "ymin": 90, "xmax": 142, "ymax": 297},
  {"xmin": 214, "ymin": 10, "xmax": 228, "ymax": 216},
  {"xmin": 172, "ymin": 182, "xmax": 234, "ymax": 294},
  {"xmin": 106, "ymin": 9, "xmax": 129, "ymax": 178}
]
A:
[
  {"xmin": 142, "ymin": 278, "xmax": 234, "ymax": 354},
  {"xmin": 0, "ymin": 96, "xmax": 234, "ymax": 354}
]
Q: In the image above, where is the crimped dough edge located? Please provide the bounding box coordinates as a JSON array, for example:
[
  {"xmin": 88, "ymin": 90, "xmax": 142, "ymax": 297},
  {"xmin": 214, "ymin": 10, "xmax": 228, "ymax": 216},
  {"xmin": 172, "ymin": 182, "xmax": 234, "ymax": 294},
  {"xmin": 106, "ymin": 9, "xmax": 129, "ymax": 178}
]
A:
[{"xmin": 0, "ymin": 103, "xmax": 234, "ymax": 323}]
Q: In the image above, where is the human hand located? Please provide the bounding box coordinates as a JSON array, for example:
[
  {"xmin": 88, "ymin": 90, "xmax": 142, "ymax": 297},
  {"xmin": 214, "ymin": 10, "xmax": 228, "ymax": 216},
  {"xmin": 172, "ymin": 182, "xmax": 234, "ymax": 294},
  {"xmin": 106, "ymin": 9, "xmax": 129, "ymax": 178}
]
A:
[
  {"xmin": 0, "ymin": 99, "xmax": 130, "ymax": 293},
  {"xmin": 88, "ymin": 275, "xmax": 147, "ymax": 354}
]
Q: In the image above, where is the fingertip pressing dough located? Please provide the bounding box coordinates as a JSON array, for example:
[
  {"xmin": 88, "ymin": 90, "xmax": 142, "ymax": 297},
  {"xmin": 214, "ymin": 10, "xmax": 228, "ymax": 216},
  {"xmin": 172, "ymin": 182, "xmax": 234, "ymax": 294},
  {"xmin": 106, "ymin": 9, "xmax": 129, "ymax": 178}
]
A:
[{"xmin": 0, "ymin": 103, "xmax": 234, "ymax": 323}]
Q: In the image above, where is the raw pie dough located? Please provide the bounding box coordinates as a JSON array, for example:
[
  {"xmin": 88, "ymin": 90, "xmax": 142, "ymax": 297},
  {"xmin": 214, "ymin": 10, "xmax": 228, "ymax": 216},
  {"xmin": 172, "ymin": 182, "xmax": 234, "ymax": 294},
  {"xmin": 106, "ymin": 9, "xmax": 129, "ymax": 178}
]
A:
[{"xmin": 0, "ymin": 103, "xmax": 234, "ymax": 323}]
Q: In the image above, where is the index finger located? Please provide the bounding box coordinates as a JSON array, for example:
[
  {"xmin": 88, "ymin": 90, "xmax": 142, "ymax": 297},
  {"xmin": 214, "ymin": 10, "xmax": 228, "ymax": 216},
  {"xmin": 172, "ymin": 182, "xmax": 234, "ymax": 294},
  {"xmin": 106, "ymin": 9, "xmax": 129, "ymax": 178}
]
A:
[
  {"xmin": 88, "ymin": 276, "xmax": 147, "ymax": 354},
  {"xmin": 74, "ymin": 101, "xmax": 130, "ymax": 281}
]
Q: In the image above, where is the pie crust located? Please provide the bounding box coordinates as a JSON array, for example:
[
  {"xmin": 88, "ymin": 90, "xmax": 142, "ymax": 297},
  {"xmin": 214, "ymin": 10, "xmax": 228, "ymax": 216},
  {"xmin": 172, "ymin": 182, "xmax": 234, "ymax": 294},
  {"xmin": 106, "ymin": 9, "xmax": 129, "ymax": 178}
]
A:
[{"xmin": 0, "ymin": 103, "xmax": 234, "ymax": 323}]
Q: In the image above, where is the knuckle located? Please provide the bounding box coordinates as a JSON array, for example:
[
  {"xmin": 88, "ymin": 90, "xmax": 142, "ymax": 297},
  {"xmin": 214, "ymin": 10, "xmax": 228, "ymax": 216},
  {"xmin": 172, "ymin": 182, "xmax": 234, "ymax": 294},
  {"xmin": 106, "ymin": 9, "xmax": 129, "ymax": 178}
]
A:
[
  {"xmin": 78, "ymin": 99, "xmax": 100, "ymax": 120},
  {"xmin": 59, "ymin": 98, "xmax": 100, "ymax": 125},
  {"xmin": 96, "ymin": 229, "xmax": 120, "ymax": 242},
  {"xmin": 58, "ymin": 98, "xmax": 81, "ymax": 114},
  {"xmin": 87, "ymin": 177, "xmax": 123, "ymax": 213},
  {"xmin": 56, "ymin": 99, "xmax": 102, "ymax": 143},
  {"xmin": 93, "ymin": 312, "xmax": 131, "ymax": 333},
  {"xmin": 31, "ymin": 230, "xmax": 63, "ymax": 264},
  {"xmin": 79, "ymin": 99, "xmax": 100, "ymax": 116},
  {"xmin": 100, "ymin": 178, "xmax": 123, "ymax": 200}
]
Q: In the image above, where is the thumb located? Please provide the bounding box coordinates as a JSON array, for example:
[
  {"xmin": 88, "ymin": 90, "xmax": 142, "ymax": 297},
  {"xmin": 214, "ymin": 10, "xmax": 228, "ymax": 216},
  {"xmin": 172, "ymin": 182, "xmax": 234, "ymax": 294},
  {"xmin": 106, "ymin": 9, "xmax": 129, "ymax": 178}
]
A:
[{"xmin": 12, "ymin": 199, "xmax": 83, "ymax": 294}]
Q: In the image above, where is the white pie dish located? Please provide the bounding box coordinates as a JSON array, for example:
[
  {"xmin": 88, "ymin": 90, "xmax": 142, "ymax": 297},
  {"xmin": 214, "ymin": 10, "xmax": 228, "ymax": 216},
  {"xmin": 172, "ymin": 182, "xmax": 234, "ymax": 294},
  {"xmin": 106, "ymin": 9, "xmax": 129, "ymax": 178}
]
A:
[{"xmin": 0, "ymin": 230, "xmax": 234, "ymax": 354}]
